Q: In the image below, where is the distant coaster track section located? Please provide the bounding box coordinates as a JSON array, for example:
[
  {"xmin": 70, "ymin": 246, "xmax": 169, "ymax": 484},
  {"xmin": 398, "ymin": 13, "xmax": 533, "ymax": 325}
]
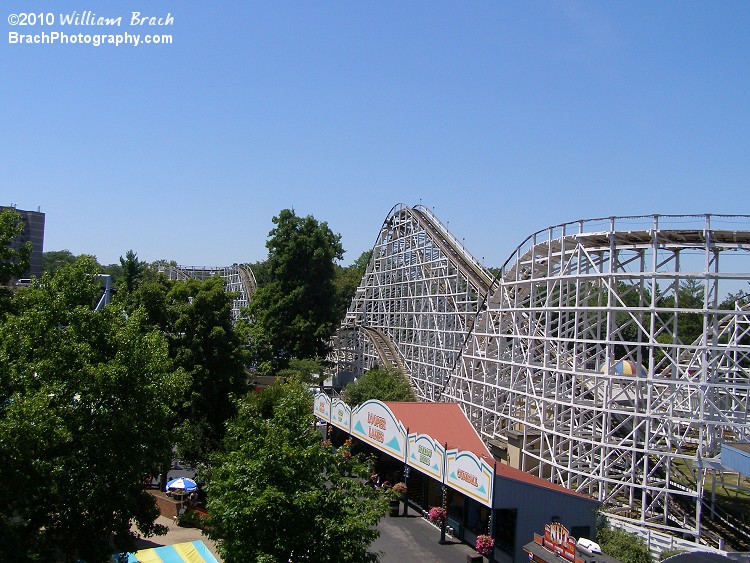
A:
[
  {"xmin": 329, "ymin": 208, "xmax": 750, "ymax": 546},
  {"xmin": 159, "ymin": 263, "xmax": 257, "ymax": 323}
]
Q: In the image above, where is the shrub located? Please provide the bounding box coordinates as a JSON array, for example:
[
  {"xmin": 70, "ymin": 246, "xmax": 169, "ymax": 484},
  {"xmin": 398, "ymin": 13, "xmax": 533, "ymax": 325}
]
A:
[
  {"xmin": 597, "ymin": 526, "xmax": 652, "ymax": 563},
  {"xmin": 659, "ymin": 549, "xmax": 686, "ymax": 561}
]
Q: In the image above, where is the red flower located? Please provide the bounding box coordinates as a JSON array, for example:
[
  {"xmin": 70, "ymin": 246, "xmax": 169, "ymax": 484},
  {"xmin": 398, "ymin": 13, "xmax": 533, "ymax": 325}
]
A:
[
  {"xmin": 475, "ymin": 534, "xmax": 494, "ymax": 556},
  {"xmin": 428, "ymin": 506, "xmax": 446, "ymax": 524}
]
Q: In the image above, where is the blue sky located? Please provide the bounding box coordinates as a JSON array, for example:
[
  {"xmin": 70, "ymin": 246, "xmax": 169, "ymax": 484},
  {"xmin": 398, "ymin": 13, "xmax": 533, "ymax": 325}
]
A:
[{"xmin": 3, "ymin": 1, "xmax": 748, "ymax": 268}]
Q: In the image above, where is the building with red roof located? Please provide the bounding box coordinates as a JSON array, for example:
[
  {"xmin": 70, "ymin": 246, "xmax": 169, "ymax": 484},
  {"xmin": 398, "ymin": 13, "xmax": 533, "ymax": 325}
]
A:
[{"xmin": 314, "ymin": 394, "xmax": 600, "ymax": 563}]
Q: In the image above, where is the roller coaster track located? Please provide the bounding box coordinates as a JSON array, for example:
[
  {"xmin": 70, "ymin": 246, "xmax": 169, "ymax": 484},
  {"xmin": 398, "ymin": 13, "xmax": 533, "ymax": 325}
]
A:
[
  {"xmin": 360, "ymin": 326, "xmax": 409, "ymax": 375},
  {"xmin": 329, "ymin": 208, "xmax": 750, "ymax": 547},
  {"xmin": 407, "ymin": 206, "xmax": 495, "ymax": 294}
]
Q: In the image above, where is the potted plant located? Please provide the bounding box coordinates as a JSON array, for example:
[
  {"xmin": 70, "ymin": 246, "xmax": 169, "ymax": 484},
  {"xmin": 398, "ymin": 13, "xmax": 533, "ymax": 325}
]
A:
[
  {"xmin": 392, "ymin": 482, "xmax": 407, "ymax": 497},
  {"xmin": 390, "ymin": 482, "xmax": 408, "ymax": 516},
  {"xmin": 475, "ymin": 534, "xmax": 495, "ymax": 557},
  {"xmin": 381, "ymin": 482, "xmax": 405, "ymax": 516}
]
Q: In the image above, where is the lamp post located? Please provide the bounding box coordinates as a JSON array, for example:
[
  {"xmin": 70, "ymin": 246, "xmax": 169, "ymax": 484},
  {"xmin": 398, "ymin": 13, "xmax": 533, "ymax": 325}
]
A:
[
  {"xmin": 488, "ymin": 461, "xmax": 497, "ymax": 563},
  {"xmin": 487, "ymin": 508, "xmax": 495, "ymax": 563},
  {"xmin": 438, "ymin": 441, "xmax": 449, "ymax": 545},
  {"xmin": 401, "ymin": 466, "xmax": 410, "ymax": 516},
  {"xmin": 439, "ymin": 484, "xmax": 448, "ymax": 544}
]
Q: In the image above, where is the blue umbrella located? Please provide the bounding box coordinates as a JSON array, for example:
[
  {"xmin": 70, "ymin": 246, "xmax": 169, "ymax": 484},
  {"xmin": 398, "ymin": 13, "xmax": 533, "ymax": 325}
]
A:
[{"xmin": 166, "ymin": 477, "xmax": 198, "ymax": 493}]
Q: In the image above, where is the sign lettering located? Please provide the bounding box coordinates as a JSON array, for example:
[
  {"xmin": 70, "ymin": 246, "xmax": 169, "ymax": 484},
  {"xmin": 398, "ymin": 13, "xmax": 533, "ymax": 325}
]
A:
[
  {"xmin": 543, "ymin": 522, "xmax": 577, "ymax": 562},
  {"xmin": 367, "ymin": 412, "xmax": 386, "ymax": 429},
  {"xmin": 457, "ymin": 469, "xmax": 478, "ymax": 487}
]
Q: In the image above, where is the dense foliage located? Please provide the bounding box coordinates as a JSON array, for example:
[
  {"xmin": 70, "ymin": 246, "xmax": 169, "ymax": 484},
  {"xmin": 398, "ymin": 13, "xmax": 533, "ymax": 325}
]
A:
[
  {"xmin": 659, "ymin": 548, "xmax": 686, "ymax": 561},
  {"xmin": 41, "ymin": 249, "xmax": 79, "ymax": 277},
  {"xmin": 0, "ymin": 209, "xmax": 31, "ymax": 286},
  {"xmin": 205, "ymin": 382, "xmax": 387, "ymax": 562},
  {"xmin": 333, "ymin": 250, "xmax": 372, "ymax": 323},
  {"xmin": 248, "ymin": 209, "xmax": 344, "ymax": 372},
  {"xmin": 0, "ymin": 257, "xmax": 181, "ymax": 562},
  {"xmin": 0, "ymin": 209, "xmax": 31, "ymax": 316},
  {"xmin": 125, "ymin": 275, "xmax": 249, "ymax": 464},
  {"xmin": 597, "ymin": 525, "xmax": 652, "ymax": 563},
  {"xmin": 342, "ymin": 365, "xmax": 417, "ymax": 405},
  {"xmin": 276, "ymin": 357, "xmax": 326, "ymax": 386}
]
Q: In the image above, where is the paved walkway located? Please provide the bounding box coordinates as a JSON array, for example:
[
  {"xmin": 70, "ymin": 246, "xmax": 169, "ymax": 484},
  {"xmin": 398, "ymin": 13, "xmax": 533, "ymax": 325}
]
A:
[
  {"xmin": 132, "ymin": 510, "xmax": 480, "ymax": 562},
  {"xmin": 373, "ymin": 511, "xmax": 480, "ymax": 562}
]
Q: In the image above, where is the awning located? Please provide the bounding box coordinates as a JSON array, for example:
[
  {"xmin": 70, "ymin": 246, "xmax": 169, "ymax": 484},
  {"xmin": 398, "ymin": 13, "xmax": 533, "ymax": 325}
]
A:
[
  {"xmin": 721, "ymin": 442, "xmax": 750, "ymax": 477},
  {"xmin": 112, "ymin": 540, "xmax": 219, "ymax": 563}
]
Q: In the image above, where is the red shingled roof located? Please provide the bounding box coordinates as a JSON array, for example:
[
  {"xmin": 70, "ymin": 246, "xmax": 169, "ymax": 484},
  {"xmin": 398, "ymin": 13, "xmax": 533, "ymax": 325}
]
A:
[
  {"xmin": 384, "ymin": 401, "xmax": 594, "ymax": 500},
  {"xmin": 385, "ymin": 401, "xmax": 492, "ymax": 460}
]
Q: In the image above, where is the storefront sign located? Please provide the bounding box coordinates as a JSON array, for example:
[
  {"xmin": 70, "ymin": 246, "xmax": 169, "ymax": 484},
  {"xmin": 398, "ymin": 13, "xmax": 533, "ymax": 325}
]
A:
[
  {"xmin": 445, "ymin": 449, "xmax": 494, "ymax": 506},
  {"xmin": 314, "ymin": 392, "xmax": 331, "ymax": 422},
  {"xmin": 330, "ymin": 398, "xmax": 351, "ymax": 432},
  {"xmin": 351, "ymin": 400, "xmax": 407, "ymax": 460},
  {"xmin": 543, "ymin": 522, "xmax": 576, "ymax": 562},
  {"xmin": 407, "ymin": 433, "xmax": 445, "ymax": 481}
]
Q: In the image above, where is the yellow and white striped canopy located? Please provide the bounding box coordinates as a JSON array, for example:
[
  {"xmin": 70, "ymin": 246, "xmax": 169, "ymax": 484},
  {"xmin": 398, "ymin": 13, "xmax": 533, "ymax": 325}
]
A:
[{"xmin": 112, "ymin": 540, "xmax": 219, "ymax": 563}]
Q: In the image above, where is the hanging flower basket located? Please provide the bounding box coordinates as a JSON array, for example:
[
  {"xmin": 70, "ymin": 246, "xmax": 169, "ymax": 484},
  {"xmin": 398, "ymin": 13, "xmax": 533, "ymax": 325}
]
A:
[
  {"xmin": 428, "ymin": 506, "xmax": 446, "ymax": 525},
  {"xmin": 475, "ymin": 534, "xmax": 495, "ymax": 556}
]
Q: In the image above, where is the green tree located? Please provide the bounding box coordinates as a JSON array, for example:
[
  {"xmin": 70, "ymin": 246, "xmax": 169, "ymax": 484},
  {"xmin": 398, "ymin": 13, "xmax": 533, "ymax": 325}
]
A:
[
  {"xmin": 334, "ymin": 250, "xmax": 372, "ymax": 323},
  {"xmin": 0, "ymin": 257, "xmax": 181, "ymax": 562},
  {"xmin": 205, "ymin": 381, "xmax": 386, "ymax": 562},
  {"xmin": 249, "ymin": 209, "xmax": 344, "ymax": 372},
  {"xmin": 277, "ymin": 357, "xmax": 326, "ymax": 386},
  {"xmin": 247, "ymin": 258, "xmax": 271, "ymax": 288},
  {"xmin": 342, "ymin": 365, "xmax": 416, "ymax": 405},
  {"xmin": 0, "ymin": 208, "xmax": 32, "ymax": 316},
  {"xmin": 128, "ymin": 275, "xmax": 248, "ymax": 464},
  {"xmin": 42, "ymin": 249, "xmax": 78, "ymax": 276},
  {"xmin": 720, "ymin": 285, "xmax": 750, "ymax": 310},
  {"xmin": 596, "ymin": 526, "xmax": 652, "ymax": 563},
  {"xmin": 676, "ymin": 279, "xmax": 705, "ymax": 345},
  {"xmin": 119, "ymin": 249, "xmax": 147, "ymax": 294},
  {"xmin": 0, "ymin": 209, "xmax": 31, "ymax": 285},
  {"xmin": 656, "ymin": 280, "xmax": 705, "ymax": 345}
]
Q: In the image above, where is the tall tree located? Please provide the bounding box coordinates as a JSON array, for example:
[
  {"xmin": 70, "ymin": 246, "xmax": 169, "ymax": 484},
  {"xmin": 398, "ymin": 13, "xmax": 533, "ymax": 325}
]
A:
[
  {"xmin": 333, "ymin": 249, "xmax": 372, "ymax": 323},
  {"xmin": 128, "ymin": 275, "xmax": 249, "ymax": 464},
  {"xmin": 249, "ymin": 209, "xmax": 344, "ymax": 372},
  {"xmin": 205, "ymin": 381, "xmax": 386, "ymax": 562},
  {"xmin": 0, "ymin": 257, "xmax": 181, "ymax": 562},
  {"xmin": 119, "ymin": 249, "xmax": 147, "ymax": 294}
]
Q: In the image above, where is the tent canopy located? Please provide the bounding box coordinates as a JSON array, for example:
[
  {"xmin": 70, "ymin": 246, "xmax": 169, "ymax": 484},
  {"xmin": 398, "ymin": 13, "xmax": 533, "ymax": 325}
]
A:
[{"xmin": 112, "ymin": 540, "xmax": 218, "ymax": 563}]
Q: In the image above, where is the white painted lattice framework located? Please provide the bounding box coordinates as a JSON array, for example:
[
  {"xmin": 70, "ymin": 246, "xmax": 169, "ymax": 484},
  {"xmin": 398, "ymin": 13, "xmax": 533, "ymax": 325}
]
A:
[
  {"xmin": 331, "ymin": 204, "xmax": 495, "ymax": 400},
  {"xmin": 330, "ymin": 208, "xmax": 750, "ymax": 545}
]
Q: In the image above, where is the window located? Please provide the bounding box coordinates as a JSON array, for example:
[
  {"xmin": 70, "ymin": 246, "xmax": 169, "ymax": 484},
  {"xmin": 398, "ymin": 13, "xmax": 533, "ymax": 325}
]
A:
[{"xmin": 493, "ymin": 508, "xmax": 517, "ymax": 556}]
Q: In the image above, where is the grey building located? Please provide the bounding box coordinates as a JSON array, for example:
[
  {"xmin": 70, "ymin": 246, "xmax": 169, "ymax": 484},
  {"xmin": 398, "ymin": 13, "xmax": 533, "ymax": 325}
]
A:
[{"xmin": 1, "ymin": 206, "xmax": 45, "ymax": 279}]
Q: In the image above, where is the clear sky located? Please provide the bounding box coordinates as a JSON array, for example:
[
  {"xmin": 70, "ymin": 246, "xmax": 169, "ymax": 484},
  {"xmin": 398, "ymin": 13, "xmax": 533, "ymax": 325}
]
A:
[{"xmin": 2, "ymin": 1, "xmax": 748, "ymax": 268}]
